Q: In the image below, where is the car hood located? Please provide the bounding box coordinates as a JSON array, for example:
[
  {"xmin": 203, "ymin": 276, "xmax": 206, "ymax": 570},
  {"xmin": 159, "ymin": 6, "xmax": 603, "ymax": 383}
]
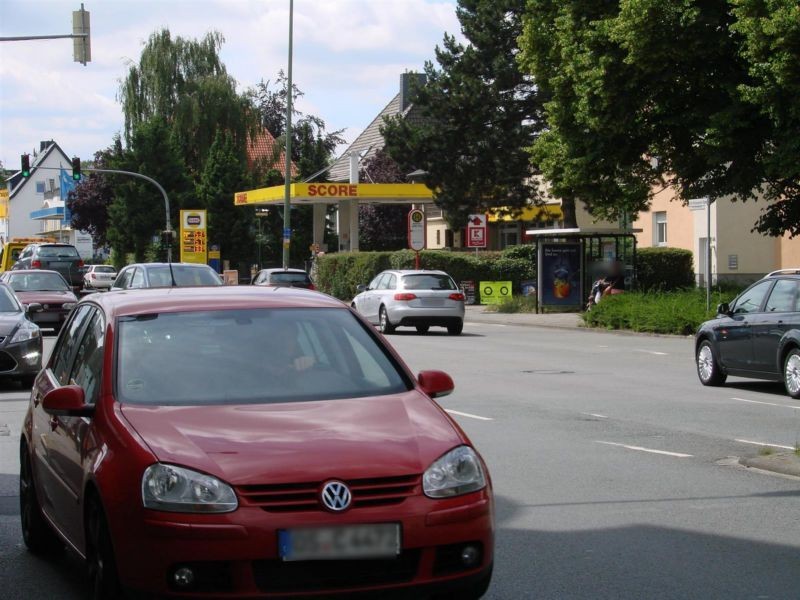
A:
[
  {"xmin": 120, "ymin": 390, "xmax": 462, "ymax": 485},
  {"xmin": 0, "ymin": 313, "xmax": 24, "ymax": 336},
  {"xmin": 14, "ymin": 290, "xmax": 77, "ymax": 303}
]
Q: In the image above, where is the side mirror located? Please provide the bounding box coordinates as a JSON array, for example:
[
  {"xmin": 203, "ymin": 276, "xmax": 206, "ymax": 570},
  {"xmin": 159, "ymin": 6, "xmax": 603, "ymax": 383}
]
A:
[
  {"xmin": 356, "ymin": 284, "xmax": 367, "ymax": 293},
  {"xmin": 418, "ymin": 370, "xmax": 455, "ymax": 399},
  {"xmin": 25, "ymin": 302, "xmax": 43, "ymax": 314},
  {"xmin": 42, "ymin": 385, "xmax": 94, "ymax": 417},
  {"xmin": 717, "ymin": 302, "xmax": 731, "ymax": 316}
]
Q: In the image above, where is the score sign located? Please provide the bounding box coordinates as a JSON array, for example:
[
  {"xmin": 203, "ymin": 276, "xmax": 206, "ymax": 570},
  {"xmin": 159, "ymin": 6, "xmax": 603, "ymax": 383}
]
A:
[
  {"xmin": 408, "ymin": 209, "xmax": 426, "ymax": 251},
  {"xmin": 179, "ymin": 209, "xmax": 208, "ymax": 264},
  {"xmin": 467, "ymin": 214, "xmax": 487, "ymax": 248}
]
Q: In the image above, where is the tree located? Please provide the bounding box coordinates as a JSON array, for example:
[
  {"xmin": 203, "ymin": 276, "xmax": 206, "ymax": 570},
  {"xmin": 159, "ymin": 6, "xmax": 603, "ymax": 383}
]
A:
[
  {"xmin": 382, "ymin": 0, "xmax": 546, "ymax": 228},
  {"xmin": 118, "ymin": 29, "xmax": 256, "ymax": 178},
  {"xmin": 358, "ymin": 150, "xmax": 409, "ymax": 251},
  {"xmin": 69, "ymin": 141, "xmax": 124, "ymax": 247},
  {"xmin": 106, "ymin": 119, "xmax": 193, "ymax": 263}
]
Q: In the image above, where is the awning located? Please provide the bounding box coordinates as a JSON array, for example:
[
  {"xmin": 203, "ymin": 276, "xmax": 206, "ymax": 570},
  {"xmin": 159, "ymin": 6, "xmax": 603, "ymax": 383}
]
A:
[
  {"xmin": 29, "ymin": 207, "xmax": 65, "ymax": 220},
  {"xmin": 488, "ymin": 204, "xmax": 563, "ymax": 223},
  {"xmin": 234, "ymin": 183, "xmax": 435, "ymax": 206}
]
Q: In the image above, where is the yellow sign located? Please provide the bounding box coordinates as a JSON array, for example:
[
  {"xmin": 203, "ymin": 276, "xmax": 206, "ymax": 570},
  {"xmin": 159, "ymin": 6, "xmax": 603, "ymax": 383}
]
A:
[
  {"xmin": 234, "ymin": 183, "xmax": 435, "ymax": 206},
  {"xmin": 479, "ymin": 281, "xmax": 512, "ymax": 305},
  {"xmin": 0, "ymin": 189, "xmax": 8, "ymax": 219},
  {"xmin": 487, "ymin": 204, "xmax": 562, "ymax": 223},
  {"xmin": 179, "ymin": 210, "xmax": 208, "ymax": 264}
]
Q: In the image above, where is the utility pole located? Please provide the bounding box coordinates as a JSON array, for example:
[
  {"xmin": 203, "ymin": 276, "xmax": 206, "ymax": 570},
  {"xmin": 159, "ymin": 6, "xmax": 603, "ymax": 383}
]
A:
[{"xmin": 282, "ymin": 0, "xmax": 294, "ymax": 269}]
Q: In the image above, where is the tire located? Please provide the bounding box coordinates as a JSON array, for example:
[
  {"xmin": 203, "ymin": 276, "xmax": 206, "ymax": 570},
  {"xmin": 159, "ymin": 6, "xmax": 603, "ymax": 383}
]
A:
[
  {"xmin": 86, "ymin": 497, "xmax": 123, "ymax": 600},
  {"xmin": 416, "ymin": 325, "xmax": 430, "ymax": 334},
  {"xmin": 447, "ymin": 321, "xmax": 464, "ymax": 336},
  {"xmin": 696, "ymin": 340, "xmax": 726, "ymax": 386},
  {"xmin": 783, "ymin": 348, "xmax": 800, "ymax": 399},
  {"xmin": 379, "ymin": 306, "xmax": 395, "ymax": 334},
  {"xmin": 19, "ymin": 443, "xmax": 62, "ymax": 555}
]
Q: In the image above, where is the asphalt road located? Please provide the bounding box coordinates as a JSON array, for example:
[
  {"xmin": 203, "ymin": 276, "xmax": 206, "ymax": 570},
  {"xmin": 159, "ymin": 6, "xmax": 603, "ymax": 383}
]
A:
[{"xmin": 1, "ymin": 325, "xmax": 799, "ymax": 599}]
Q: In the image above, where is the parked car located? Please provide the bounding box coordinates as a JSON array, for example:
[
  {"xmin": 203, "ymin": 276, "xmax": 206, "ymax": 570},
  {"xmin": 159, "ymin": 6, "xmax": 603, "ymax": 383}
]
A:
[
  {"xmin": 19, "ymin": 286, "xmax": 493, "ymax": 598},
  {"xmin": 0, "ymin": 282, "xmax": 42, "ymax": 386},
  {"xmin": 252, "ymin": 267, "xmax": 315, "ymax": 289},
  {"xmin": 695, "ymin": 269, "xmax": 800, "ymax": 398},
  {"xmin": 82, "ymin": 264, "xmax": 117, "ymax": 290},
  {"xmin": 0, "ymin": 270, "xmax": 78, "ymax": 334},
  {"xmin": 12, "ymin": 243, "xmax": 84, "ymax": 289},
  {"xmin": 352, "ymin": 269, "xmax": 465, "ymax": 335},
  {"xmin": 111, "ymin": 262, "xmax": 223, "ymax": 290}
]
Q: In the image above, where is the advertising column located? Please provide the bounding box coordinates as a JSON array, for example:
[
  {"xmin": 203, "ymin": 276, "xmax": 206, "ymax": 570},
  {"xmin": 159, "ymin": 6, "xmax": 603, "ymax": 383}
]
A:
[
  {"xmin": 179, "ymin": 210, "xmax": 208, "ymax": 264},
  {"xmin": 537, "ymin": 242, "xmax": 583, "ymax": 310}
]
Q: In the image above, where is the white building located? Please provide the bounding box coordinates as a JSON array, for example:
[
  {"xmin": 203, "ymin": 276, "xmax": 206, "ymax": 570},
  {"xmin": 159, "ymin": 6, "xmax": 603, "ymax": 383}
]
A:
[{"xmin": 3, "ymin": 140, "xmax": 94, "ymax": 258}]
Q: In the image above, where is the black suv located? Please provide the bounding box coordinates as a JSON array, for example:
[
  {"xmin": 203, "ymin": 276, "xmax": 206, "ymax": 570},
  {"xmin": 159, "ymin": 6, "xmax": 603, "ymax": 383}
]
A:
[
  {"xmin": 695, "ymin": 269, "xmax": 800, "ymax": 398},
  {"xmin": 12, "ymin": 243, "xmax": 84, "ymax": 289}
]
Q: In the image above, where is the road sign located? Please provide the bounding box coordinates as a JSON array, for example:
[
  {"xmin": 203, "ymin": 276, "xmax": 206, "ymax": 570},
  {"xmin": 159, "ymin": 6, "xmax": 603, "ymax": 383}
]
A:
[
  {"xmin": 179, "ymin": 210, "xmax": 208, "ymax": 264},
  {"xmin": 467, "ymin": 214, "xmax": 487, "ymax": 248},
  {"xmin": 479, "ymin": 281, "xmax": 512, "ymax": 305},
  {"xmin": 408, "ymin": 209, "xmax": 425, "ymax": 251}
]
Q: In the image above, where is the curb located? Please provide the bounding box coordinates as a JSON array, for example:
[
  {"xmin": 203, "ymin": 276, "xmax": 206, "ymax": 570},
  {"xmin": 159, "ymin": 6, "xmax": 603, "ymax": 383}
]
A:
[
  {"xmin": 465, "ymin": 312, "xmax": 690, "ymax": 338},
  {"xmin": 739, "ymin": 453, "xmax": 800, "ymax": 478}
]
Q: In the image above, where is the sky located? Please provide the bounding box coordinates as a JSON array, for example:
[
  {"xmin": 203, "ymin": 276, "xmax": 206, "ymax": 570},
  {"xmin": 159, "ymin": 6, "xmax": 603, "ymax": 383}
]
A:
[{"xmin": 0, "ymin": 0, "xmax": 463, "ymax": 171}]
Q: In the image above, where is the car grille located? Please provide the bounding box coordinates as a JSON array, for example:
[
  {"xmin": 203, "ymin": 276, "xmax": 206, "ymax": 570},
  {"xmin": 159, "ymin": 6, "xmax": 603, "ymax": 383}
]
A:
[
  {"xmin": 252, "ymin": 550, "xmax": 420, "ymax": 593},
  {"xmin": 236, "ymin": 474, "xmax": 421, "ymax": 513},
  {"xmin": 0, "ymin": 351, "xmax": 17, "ymax": 373}
]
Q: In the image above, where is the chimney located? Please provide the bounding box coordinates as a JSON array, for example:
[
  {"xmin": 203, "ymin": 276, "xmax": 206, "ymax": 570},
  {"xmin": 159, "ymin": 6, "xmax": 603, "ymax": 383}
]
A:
[{"xmin": 400, "ymin": 73, "xmax": 426, "ymax": 113}]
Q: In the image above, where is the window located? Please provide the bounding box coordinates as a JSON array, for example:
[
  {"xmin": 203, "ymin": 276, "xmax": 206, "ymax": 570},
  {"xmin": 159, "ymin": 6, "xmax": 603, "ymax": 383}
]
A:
[
  {"xmin": 368, "ymin": 274, "xmax": 384, "ymax": 290},
  {"xmin": 402, "ymin": 274, "xmax": 457, "ymax": 290},
  {"xmin": 436, "ymin": 230, "xmax": 441, "ymax": 246},
  {"xmin": 765, "ymin": 279, "xmax": 800, "ymax": 313},
  {"xmin": 113, "ymin": 268, "xmax": 132, "ymax": 289},
  {"xmin": 130, "ymin": 268, "xmax": 145, "ymax": 289},
  {"xmin": 35, "ymin": 181, "xmax": 45, "ymax": 194},
  {"xmin": 52, "ymin": 305, "xmax": 96, "ymax": 385},
  {"xmin": 69, "ymin": 311, "xmax": 105, "ymax": 405},
  {"xmin": 732, "ymin": 280, "xmax": 773, "ymax": 315},
  {"xmin": 654, "ymin": 212, "xmax": 667, "ymax": 246},
  {"xmin": 376, "ymin": 274, "xmax": 393, "ymax": 290},
  {"xmin": 385, "ymin": 274, "xmax": 397, "ymax": 290}
]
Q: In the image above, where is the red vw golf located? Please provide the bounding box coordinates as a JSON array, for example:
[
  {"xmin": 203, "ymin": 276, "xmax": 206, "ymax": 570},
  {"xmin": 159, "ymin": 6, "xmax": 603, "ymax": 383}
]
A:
[{"xmin": 20, "ymin": 286, "xmax": 493, "ymax": 598}]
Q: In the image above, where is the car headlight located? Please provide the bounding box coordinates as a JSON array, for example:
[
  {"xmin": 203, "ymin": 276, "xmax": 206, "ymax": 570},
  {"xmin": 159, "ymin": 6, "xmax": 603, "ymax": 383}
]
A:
[
  {"xmin": 142, "ymin": 463, "xmax": 238, "ymax": 513},
  {"xmin": 423, "ymin": 445, "xmax": 486, "ymax": 498},
  {"xmin": 10, "ymin": 321, "xmax": 41, "ymax": 344},
  {"xmin": 62, "ymin": 302, "xmax": 77, "ymax": 310}
]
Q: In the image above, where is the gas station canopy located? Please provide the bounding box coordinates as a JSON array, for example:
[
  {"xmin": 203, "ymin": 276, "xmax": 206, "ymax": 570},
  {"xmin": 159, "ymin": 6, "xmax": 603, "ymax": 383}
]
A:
[{"xmin": 234, "ymin": 183, "xmax": 435, "ymax": 206}]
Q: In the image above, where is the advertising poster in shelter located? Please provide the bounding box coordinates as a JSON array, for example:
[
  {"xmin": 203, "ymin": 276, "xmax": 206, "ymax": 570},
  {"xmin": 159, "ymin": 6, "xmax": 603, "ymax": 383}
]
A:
[{"xmin": 538, "ymin": 243, "xmax": 582, "ymax": 307}]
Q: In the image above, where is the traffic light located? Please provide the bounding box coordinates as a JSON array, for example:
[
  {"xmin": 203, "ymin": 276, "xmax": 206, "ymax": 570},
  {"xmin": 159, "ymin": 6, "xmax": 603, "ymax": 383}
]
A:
[
  {"xmin": 161, "ymin": 230, "xmax": 175, "ymax": 246},
  {"xmin": 71, "ymin": 157, "xmax": 81, "ymax": 181},
  {"xmin": 72, "ymin": 5, "xmax": 91, "ymax": 65},
  {"xmin": 21, "ymin": 154, "xmax": 31, "ymax": 178}
]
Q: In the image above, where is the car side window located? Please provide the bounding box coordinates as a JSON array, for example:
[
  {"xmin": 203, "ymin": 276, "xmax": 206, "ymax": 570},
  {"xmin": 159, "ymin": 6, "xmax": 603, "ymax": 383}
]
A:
[
  {"xmin": 377, "ymin": 274, "xmax": 392, "ymax": 290},
  {"xmin": 68, "ymin": 311, "xmax": 105, "ymax": 405},
  {"xmin": 130, "ymin": 268, "xmax": 145, "ymax": 289},
  {"xmin": 732, "ymin": 280, "xmax": 773, "ymax": 315},
  {"xmin": 51, "ymin": 305, "xmax": 96, "ymax": 385},
  {"xmin": 764, "ymin": 279, "xmax": 800, "ymax": 313},
  {"xmin": 385, "ymin": 275, "xmax": 397, "ymax": 289},
  {"xmin": 369, "ymin": 274, "xmax": 384, "ymax": 290},
  {"xmin": 114, "ymin": 268, "xmax": 131, "ymax": 289}
]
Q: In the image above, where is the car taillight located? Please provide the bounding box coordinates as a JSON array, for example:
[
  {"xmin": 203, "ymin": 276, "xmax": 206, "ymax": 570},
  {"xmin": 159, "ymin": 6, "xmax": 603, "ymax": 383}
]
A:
[
  {"xmin": 31, "ymin": 260, "xmax": 41, "ymax": 268},
  {"xmin": 78, "ymin": 259, "xmax": 84, "ymax": 267},
  {"xmin": 449, "ymin": 293, "xmax": 465, "ymax": 301},
  {"xmin": 394, "ymin": 293, "xmax": 417, "ymax": 301}
]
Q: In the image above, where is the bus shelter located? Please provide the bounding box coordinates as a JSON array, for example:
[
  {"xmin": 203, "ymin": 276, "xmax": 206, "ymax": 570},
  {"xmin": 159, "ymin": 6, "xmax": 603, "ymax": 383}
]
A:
[
  {"xmin": 525, "ymin": 227, "xmax": 640, "ymax": 312},
  {"xmin": 233, "ymin": 182, "xmax": 436, "ymax": 252}
]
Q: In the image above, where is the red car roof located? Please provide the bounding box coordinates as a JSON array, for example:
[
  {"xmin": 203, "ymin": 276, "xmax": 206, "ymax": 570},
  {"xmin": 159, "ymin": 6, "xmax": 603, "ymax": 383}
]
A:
[{"xmin": 85, "ymin": 286, "xmax": 344, "ymax": 319}]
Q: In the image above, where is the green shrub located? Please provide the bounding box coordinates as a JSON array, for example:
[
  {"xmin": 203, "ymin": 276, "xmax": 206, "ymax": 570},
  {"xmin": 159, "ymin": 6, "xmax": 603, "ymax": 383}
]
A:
[
  {"xmin": 314, "ymin": 251, "xmax": 394, "ymax": 300},
  {"xmin": 581, "ymin": 289, "xmax": 739, "ymax": 335},
  {"xmin": 637, "ymin": 247, "xmax": 695, "ymax": 291},
  {"xmin": 501, "ymin": 244, "xmax": 537, "ymax": 261},
  {"xmin": 488, "ymin": 295, "xmax": 538, "ymax": 313}
]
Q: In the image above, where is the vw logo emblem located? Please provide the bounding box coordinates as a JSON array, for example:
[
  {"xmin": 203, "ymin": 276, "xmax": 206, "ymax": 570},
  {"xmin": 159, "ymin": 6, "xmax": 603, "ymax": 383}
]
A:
[{"xmin": 320, "ymin": 481, "xmax": 352, "ymax": 512}]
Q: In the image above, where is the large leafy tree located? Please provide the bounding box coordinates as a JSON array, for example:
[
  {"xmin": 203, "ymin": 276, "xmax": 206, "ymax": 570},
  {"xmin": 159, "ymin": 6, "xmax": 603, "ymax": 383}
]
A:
[
  {"xmin": 69, "ymin": 141, "xmax": 124, "ymax": 247},
  {"xmin": 382, "ymin": 0, "xmax": 546, "ymax": 228},
  {"xmin": 118, "ymin": 29, "xmax": 255, "ymax": 178},
  {"xmin": 358, "ymin": 150, "xmax": 409, "ymax": 251}
]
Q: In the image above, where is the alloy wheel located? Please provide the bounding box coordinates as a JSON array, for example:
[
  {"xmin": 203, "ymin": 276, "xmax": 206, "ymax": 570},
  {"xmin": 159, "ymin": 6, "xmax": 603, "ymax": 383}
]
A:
[
  {"xmin": 698, "ymin": 345, "xmax": 714, "ymax": 382},
  {"xmin": 785, "ymin": 353, "xmax": 800, "ymax": 397}
]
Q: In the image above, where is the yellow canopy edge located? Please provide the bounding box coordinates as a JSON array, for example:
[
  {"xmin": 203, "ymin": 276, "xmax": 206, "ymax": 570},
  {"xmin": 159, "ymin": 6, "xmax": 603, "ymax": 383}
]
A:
[{"xmin": 234, "ymin": 183, "xmax": 435, "ymax": 206}]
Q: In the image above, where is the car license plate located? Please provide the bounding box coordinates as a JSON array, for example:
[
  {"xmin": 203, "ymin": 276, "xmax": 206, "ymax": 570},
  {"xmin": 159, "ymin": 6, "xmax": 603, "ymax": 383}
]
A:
[
  {"xmin": 278, "ymin": 523, "xmax": 400, "ymax": 561},
  {"xmin": 49, "ymin": 261, "xmax": 69, "ymax": 268},
  {"xmin": 419, "ymin": 298, "xmax": 445, "ymax": 307}
]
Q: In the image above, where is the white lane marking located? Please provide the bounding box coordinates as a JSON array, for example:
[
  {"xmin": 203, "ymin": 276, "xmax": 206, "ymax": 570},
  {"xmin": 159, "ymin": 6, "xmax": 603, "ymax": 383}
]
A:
[
  {"xmin": 731, "ymin": 397, "xmax": 800, "ymax": 410},
  {"xmin": 634, "ymin": 349, "xmax": 669, "ymax": 356},
  {"xmin": 582, "ymin": 412, "xmax": 608, "ymax": 419},
  {"xmin": 595, "ymin": 441, "xmax": 692, "ymax": 458},
  {"xmin": 735, "ymin": 439, "xmax": 795, "ymax": 450},
  {"xmin": 445, "ymin": 409, "xmax": 493, "ymax": 421}
]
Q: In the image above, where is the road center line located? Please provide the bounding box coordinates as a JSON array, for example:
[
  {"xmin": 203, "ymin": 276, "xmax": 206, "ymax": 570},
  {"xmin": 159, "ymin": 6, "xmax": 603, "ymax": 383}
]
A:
[
  {"xmin": 445, "ymin": 409, "xmax": 493, "ymax": 421},
  {"xmin": 731, "ymin": 397, "xmax": 800, "ymax": 410},
  {"xmin": 582, "ymin": 412, "xmax": 608, "ymax": 419},
  {"xmin": 734, "ymin": 438, "xmax": 795, "ymax": 450},
  {"xmin": 595, "ymin": 441, "xmax": 692, "ymax": 458}
]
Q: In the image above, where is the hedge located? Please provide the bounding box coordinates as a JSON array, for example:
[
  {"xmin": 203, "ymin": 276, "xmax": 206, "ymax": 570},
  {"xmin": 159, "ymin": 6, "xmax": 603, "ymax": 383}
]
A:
[
  {"xmin": 315, "ymin": 248, "xmax": 536, "ymax": 301},
  {"xmin": 637, "ymin": 247, "xmax": 695, "ymax": 291}
]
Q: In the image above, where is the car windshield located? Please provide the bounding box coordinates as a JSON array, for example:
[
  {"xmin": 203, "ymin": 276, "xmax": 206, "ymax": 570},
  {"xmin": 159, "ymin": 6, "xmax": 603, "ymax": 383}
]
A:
[
  {"xmin": 116, "ymin": 308, "xmax": 410, "ymax": 406},
  {"xmin": 7, "ymin": 272, "xmax": 69, "ymax": 292},
  {"xmin": 0, "ymin": 287, "xmax": 21, "ymax": 312},
  {"xmin": 145, "ymin": 265, "xmax": 223, "ymax": 287},
  {"xmin": 270, "ymin": 272, "xmax": 311, "ymax": 284},
  {"xmin": 402, "ymin": 274, "xmax": 457, "ymax": 290},
  {"xmin": 37, "ymin": 245, "xmax": 79, "ymax": 258},
  {"xmin": 94, "ymin": 266, "xmax": 116, "ymax": 273}
]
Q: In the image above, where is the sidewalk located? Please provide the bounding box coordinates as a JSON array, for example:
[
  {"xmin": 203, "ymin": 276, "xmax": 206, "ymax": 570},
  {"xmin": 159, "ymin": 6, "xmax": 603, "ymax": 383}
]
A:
[{"xmin": 464, "ymin": 305, "xmax": 583, "ymax": 329}]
